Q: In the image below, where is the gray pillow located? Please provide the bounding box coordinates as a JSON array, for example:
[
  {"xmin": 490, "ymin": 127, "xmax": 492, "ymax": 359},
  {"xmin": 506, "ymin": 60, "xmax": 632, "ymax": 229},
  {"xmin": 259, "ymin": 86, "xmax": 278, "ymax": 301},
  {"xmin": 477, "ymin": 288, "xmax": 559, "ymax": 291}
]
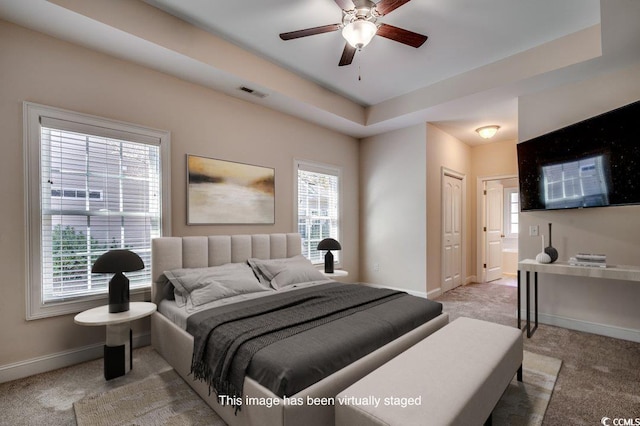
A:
[
  {"xmin": 164, "ymin": 263, "xmax": 268, "ymax": 307},
  {"xmin": 248, "ymin": 255, "xmax": 327, "ymax": 290},
  {"xmin": 161, "ymin": 278, "xmax": 176, "ymax": 301}
]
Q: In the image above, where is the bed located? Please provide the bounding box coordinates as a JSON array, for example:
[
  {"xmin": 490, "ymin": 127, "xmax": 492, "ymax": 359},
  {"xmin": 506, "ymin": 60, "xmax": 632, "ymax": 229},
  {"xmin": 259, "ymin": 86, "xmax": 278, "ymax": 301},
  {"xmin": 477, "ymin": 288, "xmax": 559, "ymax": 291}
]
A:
[{"xmin": 151, "ymin": 233, "xmax": 448, "ymax": 426}]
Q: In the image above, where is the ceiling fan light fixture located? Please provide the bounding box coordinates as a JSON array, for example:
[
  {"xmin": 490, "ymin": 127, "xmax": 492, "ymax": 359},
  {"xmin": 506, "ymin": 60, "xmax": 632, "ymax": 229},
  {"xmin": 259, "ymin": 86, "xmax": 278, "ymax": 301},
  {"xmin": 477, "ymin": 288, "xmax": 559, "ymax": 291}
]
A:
[
  {"xmin": 476, "ymin": 125, "xmax": 500, "ymax": 139},
  {"xmin": 342, "ymin": 20, "xmax": 377, "ymax": 49}
]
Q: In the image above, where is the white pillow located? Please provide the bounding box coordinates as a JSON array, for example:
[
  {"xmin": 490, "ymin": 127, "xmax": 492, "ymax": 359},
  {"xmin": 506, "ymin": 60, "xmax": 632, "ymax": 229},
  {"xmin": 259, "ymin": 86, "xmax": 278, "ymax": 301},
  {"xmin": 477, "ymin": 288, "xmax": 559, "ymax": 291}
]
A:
[
  {"xmin": 164, "ymin": 263, "xmax": 267, "ymax": 307},
  {"xmin": 247, "ymin": 255, "xmax": 327, "ymax": 290}
]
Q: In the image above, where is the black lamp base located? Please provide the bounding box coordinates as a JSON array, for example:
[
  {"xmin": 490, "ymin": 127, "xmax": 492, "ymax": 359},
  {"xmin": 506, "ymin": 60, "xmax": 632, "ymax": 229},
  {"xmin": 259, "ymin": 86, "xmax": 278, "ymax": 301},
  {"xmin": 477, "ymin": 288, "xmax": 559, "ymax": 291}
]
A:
[
  {"xmin": 324, "ymin": 251, "xmax": 334, "ymax": 274},
  {"xmin": 108, "ymin": 272, "xmax": 130, "ymax": 313}
]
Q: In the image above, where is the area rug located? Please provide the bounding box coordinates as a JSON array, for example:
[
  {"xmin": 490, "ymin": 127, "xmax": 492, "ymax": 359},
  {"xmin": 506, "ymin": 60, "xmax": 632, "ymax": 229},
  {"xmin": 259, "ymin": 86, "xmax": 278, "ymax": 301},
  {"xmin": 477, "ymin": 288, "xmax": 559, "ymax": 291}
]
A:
[
  {"xmin": 493, "ymin": 350, "xmax": 563, "ymax": 426},
  {"xmin": 75, "ymin": 351, "xmax": 561, "ymax": 426},
  {"xmin": 74, "ymin": 369, "xmax": 224, "ymax": 426}
]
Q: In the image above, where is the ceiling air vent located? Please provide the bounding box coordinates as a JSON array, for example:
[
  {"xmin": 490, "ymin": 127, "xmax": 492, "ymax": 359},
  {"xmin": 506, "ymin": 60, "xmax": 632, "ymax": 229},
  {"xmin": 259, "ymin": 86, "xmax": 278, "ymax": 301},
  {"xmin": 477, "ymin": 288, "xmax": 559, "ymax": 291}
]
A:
[{"xmin": 238, "ymin": 86, "xmax": 268, "ymax": 99}]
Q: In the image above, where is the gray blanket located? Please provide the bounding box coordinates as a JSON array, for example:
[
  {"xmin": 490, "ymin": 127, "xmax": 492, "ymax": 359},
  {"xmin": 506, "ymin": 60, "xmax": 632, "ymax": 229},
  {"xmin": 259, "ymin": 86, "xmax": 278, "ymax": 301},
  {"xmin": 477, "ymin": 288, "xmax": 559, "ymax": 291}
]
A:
[{"xmin": 188, "ymin": 283, "xmax": 405, "ymax": 402}]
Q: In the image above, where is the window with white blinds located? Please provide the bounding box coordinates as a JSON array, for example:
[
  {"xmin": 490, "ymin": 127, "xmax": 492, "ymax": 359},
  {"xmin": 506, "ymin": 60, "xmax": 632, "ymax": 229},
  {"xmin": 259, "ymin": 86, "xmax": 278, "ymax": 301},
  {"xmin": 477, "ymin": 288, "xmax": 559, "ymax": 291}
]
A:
[
  {"xmin": 295, "ymin": 160, "xmax": 341, "ymax": 265},
  {"xmin": 24, "ymin": 103, "xmax": 171, "ymax": 319}
]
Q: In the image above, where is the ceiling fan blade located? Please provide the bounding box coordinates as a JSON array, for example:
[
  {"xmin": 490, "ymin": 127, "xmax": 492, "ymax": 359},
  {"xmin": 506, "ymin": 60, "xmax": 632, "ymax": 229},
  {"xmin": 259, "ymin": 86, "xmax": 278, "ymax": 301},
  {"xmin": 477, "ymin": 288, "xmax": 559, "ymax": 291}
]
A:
[
  {"xmin": 279, "ymin": 24, "xmax": 341, "ymax": 40},
  {"xmin": 376, "ymin": 23, "xmax": 427, "ymax": 48},
  {"xmin": 339, "ymin": 43, "xmax": 357, "ymax": 66},
  {"xmin": 334, "ymin": 0, "xmax": 355, "ymax": 10},
  {"xmin": 375, "ymin": 0, "xmax": 412, "ymax": 16}
]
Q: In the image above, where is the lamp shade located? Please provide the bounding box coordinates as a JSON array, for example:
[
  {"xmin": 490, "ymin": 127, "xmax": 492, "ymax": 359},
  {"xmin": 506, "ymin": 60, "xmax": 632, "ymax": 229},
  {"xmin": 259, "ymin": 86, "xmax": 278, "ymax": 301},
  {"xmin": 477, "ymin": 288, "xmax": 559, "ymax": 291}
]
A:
[
  {"xmin": 317, "ymin": 238, "xmax": 342, "ymax": 251},
  {"xmin": 342, "ymin": 20, "xmax": 377, "ymax": 49},
  {"xmin": 92, "ymin": 250, "xmax": 144, "ymax": 313},
  {"xmin": 92, "ymin": 249, "xmax": 144, "ymax": 273}
]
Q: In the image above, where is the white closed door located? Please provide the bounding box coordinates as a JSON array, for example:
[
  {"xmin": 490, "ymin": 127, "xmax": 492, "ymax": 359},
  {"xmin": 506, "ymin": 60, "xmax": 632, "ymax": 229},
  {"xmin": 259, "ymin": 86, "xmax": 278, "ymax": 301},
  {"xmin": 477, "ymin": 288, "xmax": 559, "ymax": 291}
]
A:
[
  {"xmin": 485, "ymin": 181, "xmax": 504, "ymax": 282},
  {"xmin": 442, "ymin": 174, "xmax": 463, "ymax": 292}
]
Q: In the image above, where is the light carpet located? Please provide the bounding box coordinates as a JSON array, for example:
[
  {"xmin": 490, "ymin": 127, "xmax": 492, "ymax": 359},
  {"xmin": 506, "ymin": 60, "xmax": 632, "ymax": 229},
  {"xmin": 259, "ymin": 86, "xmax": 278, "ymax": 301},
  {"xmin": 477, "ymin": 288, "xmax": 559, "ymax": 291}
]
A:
[
  {"xmin": 74, "ymin": 350, "xmax": 561, "ymax": 426},
  {"xmin": 74, "ymin": 369, "xmax": 225, "ymax": 426}
]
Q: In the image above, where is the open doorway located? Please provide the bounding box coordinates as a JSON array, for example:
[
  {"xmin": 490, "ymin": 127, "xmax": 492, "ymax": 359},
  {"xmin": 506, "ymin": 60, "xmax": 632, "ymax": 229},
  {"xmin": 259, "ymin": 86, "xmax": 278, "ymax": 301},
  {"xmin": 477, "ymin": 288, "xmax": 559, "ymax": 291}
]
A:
[{"xmin": 477, "ymin": 175, "xmax": 519, "ymax": 285}]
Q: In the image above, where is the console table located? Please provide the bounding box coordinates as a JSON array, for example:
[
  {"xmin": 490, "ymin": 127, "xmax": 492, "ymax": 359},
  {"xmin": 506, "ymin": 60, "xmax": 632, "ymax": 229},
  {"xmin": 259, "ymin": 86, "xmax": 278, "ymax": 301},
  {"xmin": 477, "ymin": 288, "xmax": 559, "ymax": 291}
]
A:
[{"xmin": 517, "ymin": 260, "xmax": 640, "ymax": 338}]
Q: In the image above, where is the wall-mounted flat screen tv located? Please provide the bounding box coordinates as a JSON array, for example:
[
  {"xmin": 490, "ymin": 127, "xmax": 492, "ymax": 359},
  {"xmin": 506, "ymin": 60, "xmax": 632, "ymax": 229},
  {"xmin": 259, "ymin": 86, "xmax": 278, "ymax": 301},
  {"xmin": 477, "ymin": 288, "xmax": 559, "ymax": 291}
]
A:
[{"xmin": 517, "ymin": 99, "xmax": 640, "ymax": 211}]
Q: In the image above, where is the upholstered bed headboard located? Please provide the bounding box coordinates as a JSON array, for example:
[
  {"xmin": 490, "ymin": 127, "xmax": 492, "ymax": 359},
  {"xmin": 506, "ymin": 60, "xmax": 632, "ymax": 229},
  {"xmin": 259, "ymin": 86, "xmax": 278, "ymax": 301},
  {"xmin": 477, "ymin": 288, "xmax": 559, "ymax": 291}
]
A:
[{"xmin": 151, "ymin": 233, "xmax": 302, "ymax": 304}]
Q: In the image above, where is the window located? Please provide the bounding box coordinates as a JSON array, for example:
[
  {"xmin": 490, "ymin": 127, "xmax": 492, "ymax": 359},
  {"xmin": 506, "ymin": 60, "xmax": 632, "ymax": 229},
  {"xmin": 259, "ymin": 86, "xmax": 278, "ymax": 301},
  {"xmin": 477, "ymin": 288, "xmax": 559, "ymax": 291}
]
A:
[
  {"xmin": 504, "ymin": 188, "xmax": 519, "ymax": 238},
  {"xmin": 24, "ymin": 103, "xmax": 171, "ymax": 319},
  {"xmin": 295, "ymin": 160, "xmax": 341, "ymax": 266}
]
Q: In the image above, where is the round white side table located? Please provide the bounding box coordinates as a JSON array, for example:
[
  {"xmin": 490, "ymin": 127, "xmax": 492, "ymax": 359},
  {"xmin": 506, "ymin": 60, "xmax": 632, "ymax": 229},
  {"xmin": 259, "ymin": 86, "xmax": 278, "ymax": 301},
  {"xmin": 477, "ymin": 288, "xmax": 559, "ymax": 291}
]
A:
[
  {"xmin": 322, "ymin": 269, "xmax": 349, "ymax": 278},
  {"xmin": 74, "ymin": 302, "xmax": 156, "ymax": 380}
]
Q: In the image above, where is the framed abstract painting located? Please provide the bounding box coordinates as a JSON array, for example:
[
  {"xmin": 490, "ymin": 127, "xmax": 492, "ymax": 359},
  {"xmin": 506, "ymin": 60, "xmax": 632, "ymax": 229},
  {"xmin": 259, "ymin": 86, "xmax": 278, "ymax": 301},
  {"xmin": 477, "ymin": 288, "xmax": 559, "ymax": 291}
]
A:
[{"xmin": 187, "ymin": 155, "xmax": 275, "ymax": 224}]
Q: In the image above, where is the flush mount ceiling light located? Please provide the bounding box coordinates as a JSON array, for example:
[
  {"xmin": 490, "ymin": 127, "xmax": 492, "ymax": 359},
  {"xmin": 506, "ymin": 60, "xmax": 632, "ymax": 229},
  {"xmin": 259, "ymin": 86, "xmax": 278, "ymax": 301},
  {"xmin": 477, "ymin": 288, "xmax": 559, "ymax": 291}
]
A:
[{"xmin": 476, "ymin": 125, "xmax": 500, "ymax": 139}]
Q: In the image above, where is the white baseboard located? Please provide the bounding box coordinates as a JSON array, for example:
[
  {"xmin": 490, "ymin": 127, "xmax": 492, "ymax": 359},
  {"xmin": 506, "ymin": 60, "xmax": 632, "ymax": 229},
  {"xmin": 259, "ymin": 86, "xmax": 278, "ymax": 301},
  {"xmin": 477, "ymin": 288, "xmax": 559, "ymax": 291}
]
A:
[
  {"xmin": 519, "ymin": 310, "xmax": 640, "ymax": 343},
  {"xmin": 359, "ymin": 282, "xmax": 428, "ymax": 299},
  {"xmin": 0, "ymin": 332, "xmax": 150, "ymax": 384},
  {"xmin": 426, "ymin": 287, "xmax": 442, "ymax": 299},
  {"xmin": 466, "ymin": 275, "xmax": 477, "ymax": 284}
]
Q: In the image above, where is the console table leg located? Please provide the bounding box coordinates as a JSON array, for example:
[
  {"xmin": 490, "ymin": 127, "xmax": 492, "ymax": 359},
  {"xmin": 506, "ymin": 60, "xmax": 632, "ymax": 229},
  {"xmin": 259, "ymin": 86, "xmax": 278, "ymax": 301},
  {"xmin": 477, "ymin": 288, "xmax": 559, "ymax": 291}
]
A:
[
  {"xmin": 517, "ymin": 270, "xmax": 521, "ymax": 329},
  {"xmin": 533, "ymin": 272, "xmax": 539, "ymax": 335},
  {"xmin": 526, "ymin": 271, "xmax": 531, "ymax": 338}
]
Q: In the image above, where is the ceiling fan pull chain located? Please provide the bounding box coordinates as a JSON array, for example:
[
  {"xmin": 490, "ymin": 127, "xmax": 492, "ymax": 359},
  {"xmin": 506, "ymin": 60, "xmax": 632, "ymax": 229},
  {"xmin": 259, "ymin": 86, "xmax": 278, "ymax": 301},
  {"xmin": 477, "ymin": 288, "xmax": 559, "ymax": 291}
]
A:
[{"xmin": 358, "ymin": 66, "xmax": 361, "ymax": 81}]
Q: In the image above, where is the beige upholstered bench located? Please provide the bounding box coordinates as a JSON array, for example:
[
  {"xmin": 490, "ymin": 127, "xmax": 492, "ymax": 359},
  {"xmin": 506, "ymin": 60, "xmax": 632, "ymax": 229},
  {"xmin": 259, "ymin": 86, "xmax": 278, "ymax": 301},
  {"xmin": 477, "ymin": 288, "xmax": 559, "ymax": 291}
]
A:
[{"xmin": 335, "ymin": 317, "xmax": 523, "ymax": 426}]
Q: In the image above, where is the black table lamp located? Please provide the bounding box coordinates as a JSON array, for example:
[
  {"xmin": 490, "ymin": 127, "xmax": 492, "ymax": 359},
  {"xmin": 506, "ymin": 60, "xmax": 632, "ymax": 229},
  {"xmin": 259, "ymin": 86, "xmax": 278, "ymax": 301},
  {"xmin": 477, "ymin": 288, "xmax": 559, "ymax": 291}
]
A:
[
  {"xmin": 317, "ymin": 238, "xmax": 341, "ymax": 273},
  {"xmin": 92, "ymin": 249, "xmax": 144, "ymax": 313}
]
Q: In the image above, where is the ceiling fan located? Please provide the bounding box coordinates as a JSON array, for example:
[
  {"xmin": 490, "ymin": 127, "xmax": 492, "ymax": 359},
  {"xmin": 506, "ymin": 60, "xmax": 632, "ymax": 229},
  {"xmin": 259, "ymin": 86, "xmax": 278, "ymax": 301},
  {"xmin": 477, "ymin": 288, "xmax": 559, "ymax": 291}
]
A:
[{"xmin": 279, "ymin": 0, "xmax": 428, "ymax": 66}]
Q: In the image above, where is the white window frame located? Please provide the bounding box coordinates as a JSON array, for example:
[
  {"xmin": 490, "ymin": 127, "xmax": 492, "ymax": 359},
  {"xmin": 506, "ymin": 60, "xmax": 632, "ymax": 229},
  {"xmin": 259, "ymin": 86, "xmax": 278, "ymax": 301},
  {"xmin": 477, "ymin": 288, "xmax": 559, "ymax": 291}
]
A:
[
  {"xmin": 23, "ymin": 102, "xmax": 171, "ymax": 320},
  {"xmin": 504, "ymin": 187, "xmax": 519, "ymax": 238},
  {"xmin": 294, "ymin": 159, "xmax": 343, "ymax": 268}
]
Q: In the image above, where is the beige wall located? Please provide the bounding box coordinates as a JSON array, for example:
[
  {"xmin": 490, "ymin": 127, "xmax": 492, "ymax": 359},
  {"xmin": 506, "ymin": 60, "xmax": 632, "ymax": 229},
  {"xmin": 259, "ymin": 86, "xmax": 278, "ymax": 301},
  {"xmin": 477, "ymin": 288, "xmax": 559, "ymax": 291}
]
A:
[
  {"xmin": 425, "ymin": 125, "xmax": 472, "ymax": 295},
  {"xmin": 0, "ymin": 20, "xmax": 359, "ymax": 369},
  {"xmin": 359, "ymin": 124, "xmax": 427, "ymax": 294},
  {"xmin": 518, "ymin": 61, "xmax": 640, "ymax": 340},
  {"xmin": 471, "ymin": 140, "xmax": 518, "ymax": 178}
]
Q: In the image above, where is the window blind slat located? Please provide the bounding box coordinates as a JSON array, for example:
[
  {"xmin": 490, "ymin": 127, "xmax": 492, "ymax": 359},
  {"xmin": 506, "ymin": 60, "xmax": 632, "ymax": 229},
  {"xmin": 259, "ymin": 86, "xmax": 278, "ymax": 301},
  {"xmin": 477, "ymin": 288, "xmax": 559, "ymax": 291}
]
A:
[
  {"xmin": 41, "ymin": 116, "xmax": 161, "ymax": 146},
  {"xmin": 40, "ymin": 125, "xmax": 161, "ymax": 302}
]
